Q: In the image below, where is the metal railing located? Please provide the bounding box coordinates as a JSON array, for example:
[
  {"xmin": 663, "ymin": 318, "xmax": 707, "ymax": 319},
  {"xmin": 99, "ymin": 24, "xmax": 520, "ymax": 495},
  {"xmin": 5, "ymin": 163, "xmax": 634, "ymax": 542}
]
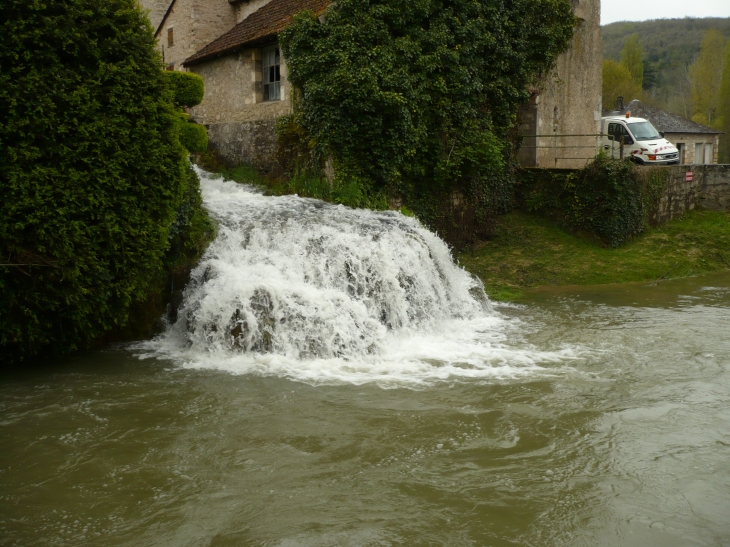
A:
[{"xmin": 519, "ymin": 133, "xmax": 628, "ymax": 166}]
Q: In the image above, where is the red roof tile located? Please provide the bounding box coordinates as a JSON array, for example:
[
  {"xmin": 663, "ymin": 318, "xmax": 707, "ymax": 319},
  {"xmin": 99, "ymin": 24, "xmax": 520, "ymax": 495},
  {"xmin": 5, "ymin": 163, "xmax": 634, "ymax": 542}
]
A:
[{"xmin": 184, "ymin": 0, "xmax": 331, "ymax": 66}]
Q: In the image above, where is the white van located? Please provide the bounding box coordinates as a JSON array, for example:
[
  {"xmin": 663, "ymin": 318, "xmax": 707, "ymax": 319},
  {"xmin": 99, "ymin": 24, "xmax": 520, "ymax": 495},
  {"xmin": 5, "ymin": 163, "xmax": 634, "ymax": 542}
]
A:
[{"xmin": 601, "ymin": 114, "xmax": 679, "ymax": 165}]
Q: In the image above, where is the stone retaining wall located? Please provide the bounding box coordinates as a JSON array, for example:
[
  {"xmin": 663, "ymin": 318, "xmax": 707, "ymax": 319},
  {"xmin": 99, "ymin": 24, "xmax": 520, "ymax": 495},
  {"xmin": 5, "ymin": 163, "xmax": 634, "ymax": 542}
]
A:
[
  {"xmin": 653, "ymin": 165, "xmax": 730, "ymax": 224},
  {"xmin": 206, "ymin": 120, "xmax": 279, "ymax": 171}
]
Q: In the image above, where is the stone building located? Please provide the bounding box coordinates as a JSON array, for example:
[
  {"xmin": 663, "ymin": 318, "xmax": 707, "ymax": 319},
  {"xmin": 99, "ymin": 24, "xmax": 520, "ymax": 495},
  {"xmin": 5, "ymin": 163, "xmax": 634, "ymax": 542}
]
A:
[
  {"xmin": 152, "ymin": 0, "xmax": 327, "ymax": 169},
  {"xmin": 153, "ymin": 0, "xmax": 603, "ymax": 171},
  {"xmin": 605, "ymin": 100, "xmax": 723, "ymax": 165},
  {"xmin": 138, "ymin": 0, "xmax": 169, "ymax": 31},
  {"xmin": 517, "ymin": 0, "xmax": 603, "ymax": 169}
]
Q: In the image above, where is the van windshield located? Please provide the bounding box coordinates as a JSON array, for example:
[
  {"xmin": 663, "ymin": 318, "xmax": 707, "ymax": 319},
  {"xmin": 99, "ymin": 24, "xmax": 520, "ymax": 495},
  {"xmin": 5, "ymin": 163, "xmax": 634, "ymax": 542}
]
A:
[{"xmin": 628, "ymin": 121, "xmax": 662, "ymax": 141}]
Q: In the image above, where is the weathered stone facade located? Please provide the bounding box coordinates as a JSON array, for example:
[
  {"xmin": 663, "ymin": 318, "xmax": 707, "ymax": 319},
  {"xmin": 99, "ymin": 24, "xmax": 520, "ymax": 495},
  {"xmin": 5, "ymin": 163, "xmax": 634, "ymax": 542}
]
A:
[
  {"xmin": 156, "ymin": 0, "xmax": 238, "ymax": 70},
  {"xmin": 138, "ymin": 0, "xmax": 169, "ymax": 30},
  {"xmin": 667, "ymin": 132, "xmax": 721, "ymax": 165},
  {"xmin": 188, "ymin": 49, "xmax": 292, "ymax": 169},
  {"xmin": 650, "ymin": 165, "xmax": 730, "ymax": 224},
  {"xmin": 188, "ymin": 50, "xmax": 292, "ymax": 123},
  {"xmin": 518, "ymin": 0, "xmax": 602, "ymax": 169}
]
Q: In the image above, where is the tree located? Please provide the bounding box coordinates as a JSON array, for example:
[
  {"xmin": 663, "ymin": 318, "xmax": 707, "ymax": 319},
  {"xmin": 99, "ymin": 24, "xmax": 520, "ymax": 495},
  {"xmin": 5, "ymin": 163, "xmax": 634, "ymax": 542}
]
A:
[
  {"xmin": 602, "ymin": 60, "xmax": 642, "ymax": 109},
  {"xmin": 280, "ymin": 0, "xmax": 575, "ymax": 227},
  {"xmin": 717, "ymin": 43, "xmax": 730, "ymax": 163},
  {"xmin": 620, "ymin": 34, "xmax": 644, "ymax": 89},
  {"xmin": 0, "ymin": 0, "xmax": 195, "ymax": 363},
  {"xmin": 689, "ymin": 29, "xmax": 727, "ymax": 126}
]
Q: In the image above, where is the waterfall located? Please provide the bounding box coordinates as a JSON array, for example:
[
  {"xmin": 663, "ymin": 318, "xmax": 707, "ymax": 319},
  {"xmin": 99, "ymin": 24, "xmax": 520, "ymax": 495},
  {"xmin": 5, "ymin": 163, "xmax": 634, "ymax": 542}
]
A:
[{"xmin": 138, "ymin": 167, "xmax": 573, "ymax": 385}]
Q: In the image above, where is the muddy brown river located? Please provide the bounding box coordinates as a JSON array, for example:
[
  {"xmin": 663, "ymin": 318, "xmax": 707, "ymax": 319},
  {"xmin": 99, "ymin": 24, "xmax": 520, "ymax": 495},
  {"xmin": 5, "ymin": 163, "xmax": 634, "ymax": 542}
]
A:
[
  {"xmin": 2, "ymin": 174, "xmax": 730, "ymax": 546},
  {"xmin": 2, "ymin": 272, "xmax": 729, "ymax": 547}
]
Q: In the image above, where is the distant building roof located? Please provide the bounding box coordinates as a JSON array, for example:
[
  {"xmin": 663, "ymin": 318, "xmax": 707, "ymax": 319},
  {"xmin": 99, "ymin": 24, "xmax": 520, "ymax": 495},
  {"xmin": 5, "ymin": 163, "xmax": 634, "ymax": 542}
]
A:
[
  {"xmin": 184, "ymin": 0, "xmax": 331, "ymax": 67},
  {"xmin": 604, "ymin": 99, "xmax": 722, "ymax": 135}
]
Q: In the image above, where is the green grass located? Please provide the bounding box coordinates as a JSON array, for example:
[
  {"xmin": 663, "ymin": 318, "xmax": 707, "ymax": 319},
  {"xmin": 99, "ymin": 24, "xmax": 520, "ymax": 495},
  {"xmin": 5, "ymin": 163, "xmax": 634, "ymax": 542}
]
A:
[
  {"xmin": 194, "ymin": 153, "xmax": 389, "ymax": 210},
  {"xmin": 458, "ymin": 209, "xmax": 730, "ymax": 302}
]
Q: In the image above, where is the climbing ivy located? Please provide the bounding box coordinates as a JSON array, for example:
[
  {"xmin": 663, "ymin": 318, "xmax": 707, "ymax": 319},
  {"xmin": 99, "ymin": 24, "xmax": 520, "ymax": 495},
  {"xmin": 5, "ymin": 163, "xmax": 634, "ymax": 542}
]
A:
[
  {"xmin": 279, "ymin": 0, "xmax": 575, "ymax": 231},
  {"xmin": 517, "ymin": 156, "xmax": 670, "ymax": 247}
]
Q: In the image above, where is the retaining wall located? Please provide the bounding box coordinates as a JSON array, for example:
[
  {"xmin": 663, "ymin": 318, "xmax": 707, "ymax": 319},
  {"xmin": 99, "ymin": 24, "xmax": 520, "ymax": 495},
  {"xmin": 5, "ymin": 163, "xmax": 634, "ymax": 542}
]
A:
[
  {"xmin": 206, "ymin": 120, "xmax": 279, "ymax": 171},
  {"xmin": 653, "ymin": 165, "xmax": 730, "ymax": 224}
]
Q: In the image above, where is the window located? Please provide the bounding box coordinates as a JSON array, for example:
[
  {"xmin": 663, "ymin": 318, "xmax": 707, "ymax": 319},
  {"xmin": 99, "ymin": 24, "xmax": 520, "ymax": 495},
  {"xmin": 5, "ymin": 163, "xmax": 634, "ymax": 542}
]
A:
[
  {"xmin": 607, "ymin": 123, "xmax": 633, "ymax": 144},
  {"xmin": 626, "ymin": 121, "xmax": 661, "ymax": 141},
  {"xmin": 168, "ymin": 28, "xmax": 174, "ymax": 47},
  {"xmin": 263, "ymin": 46, "xmax": 281, "ymax": 102}
]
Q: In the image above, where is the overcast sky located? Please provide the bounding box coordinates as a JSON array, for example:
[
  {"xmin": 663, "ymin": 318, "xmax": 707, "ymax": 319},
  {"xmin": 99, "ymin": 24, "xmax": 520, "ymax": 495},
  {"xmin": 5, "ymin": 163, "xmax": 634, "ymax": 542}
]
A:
[{"xmin": 601, "ymin": 0, "xmax": 730, "ymax": 26}]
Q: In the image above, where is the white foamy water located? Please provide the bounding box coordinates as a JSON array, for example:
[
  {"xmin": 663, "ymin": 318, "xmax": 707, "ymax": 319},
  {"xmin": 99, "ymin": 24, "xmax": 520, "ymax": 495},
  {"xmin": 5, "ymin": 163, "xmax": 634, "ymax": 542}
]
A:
[{"xmin": 136, "ymin": 167, "xmax": 575, "ymax": 385}]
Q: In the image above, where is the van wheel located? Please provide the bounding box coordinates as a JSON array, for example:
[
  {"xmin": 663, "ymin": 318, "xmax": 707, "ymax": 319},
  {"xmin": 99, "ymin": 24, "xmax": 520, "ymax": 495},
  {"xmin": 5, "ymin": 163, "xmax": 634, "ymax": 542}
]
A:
[{"xmin": 630, "ymin": 157, "xmax": 645, "ymax": 165}]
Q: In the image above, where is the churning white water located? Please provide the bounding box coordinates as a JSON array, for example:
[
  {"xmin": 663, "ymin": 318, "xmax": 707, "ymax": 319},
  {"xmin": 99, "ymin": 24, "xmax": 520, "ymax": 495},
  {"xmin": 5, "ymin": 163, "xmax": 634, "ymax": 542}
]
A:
[{"xmin": 138, "ymin": 167, "xmax": 575, "ymax": 385}]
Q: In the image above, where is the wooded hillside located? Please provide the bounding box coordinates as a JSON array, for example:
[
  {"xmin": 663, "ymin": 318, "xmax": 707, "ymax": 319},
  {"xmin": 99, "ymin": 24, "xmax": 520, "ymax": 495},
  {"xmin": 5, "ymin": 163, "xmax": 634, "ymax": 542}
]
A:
[{"xmin": 603, "ymin": 17, "xmax": 730, "ymax": 67}]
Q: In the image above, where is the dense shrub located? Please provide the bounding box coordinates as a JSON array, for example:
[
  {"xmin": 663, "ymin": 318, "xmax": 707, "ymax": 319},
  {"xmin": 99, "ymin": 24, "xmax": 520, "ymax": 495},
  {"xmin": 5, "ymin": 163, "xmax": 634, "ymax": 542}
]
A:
[
  {"xmin": 164, "ymin": 71, "xmax": 205, "ymax": 109},
  {"xmin": 176, "ymin": 114, "xmax": 209, "ymax": 154},
  {"xmin": 165, "ymin": 72, "xmax": 208, "ymax": 154},
  {"xmin": 279, "ymin": 0, "xmax": 575, "ymax": 233},
  {"xmin": 517, "ymin": 156, "xmax": 669, "ymax": 247},
  {"xmin": 0, "ymin": 0, "xmax": 201, "ymax": 363}
]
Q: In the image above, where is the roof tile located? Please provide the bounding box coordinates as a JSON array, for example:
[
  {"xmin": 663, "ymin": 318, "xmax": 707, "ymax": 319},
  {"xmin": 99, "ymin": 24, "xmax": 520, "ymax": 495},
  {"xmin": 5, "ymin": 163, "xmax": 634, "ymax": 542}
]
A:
[{"xmin": 184, "ymin": 0, "xmax": 331, "ymax": 66}]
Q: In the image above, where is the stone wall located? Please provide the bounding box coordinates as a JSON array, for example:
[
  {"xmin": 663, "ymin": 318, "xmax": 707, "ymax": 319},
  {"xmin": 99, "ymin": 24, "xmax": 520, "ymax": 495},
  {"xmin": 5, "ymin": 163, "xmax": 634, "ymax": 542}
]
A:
[
  {"xmin": 666, "ymin": 133, "xmax": 721, "ymax": 165},
  {"xmin": 652, "ymin": 165, "xmax": 730, "ymax": 224},
  {"xmin": 207, "ymin": 120, "xmax": 281, "ymax": 170},
  {"xmin": 157, "ymin": 0, "xmax": 237, "ymax": 70},
  {"xmin": 138, "ymin": 0, "xmax": 169, "ymax": 30},
  {"xmin": 234, "ymin": 0, "xmax": 273, "ymax": 23},
  {"xmin": 519, "ymin": 0, "xmax": 602, "ymax": 169},
  {"xmin": 188, "ymin": 47, "xmax": 293, "ymax": 169}
]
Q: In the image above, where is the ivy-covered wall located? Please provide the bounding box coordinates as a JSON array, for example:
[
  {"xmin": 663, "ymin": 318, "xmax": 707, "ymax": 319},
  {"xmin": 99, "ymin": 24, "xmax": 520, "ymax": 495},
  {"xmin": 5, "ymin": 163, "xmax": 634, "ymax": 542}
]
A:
[
  {"xmin": 516, "ymin": 158, "xmax": 669, "ymax": 247},
  {"xmin": 279, "ymin": 0, "xmax": 576, "ymax": 244}
]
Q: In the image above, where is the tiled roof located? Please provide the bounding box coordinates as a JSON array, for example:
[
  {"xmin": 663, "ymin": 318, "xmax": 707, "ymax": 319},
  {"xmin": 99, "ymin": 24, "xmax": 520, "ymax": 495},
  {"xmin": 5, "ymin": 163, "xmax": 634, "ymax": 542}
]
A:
[
  {"xmin": 184, "ymin": 0, "xmax": 331, "ymax": 66},
  {"xmin": 604, "ymin": 100, "xmax": 722, "ymax": 135}
]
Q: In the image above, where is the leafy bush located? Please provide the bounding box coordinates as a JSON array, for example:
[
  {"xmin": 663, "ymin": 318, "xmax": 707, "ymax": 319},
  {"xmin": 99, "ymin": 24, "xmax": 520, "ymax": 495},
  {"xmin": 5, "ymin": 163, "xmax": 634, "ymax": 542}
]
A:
[
  {"xmin": 279, "ymin": 0, "xmax": 575, "ymax": 233},
  {"xmin": 0, "ymin": 0, "xmax": 200, "ymax": 363},
  {"xmin": 517, "ymin": 156, "xmax": 669, "ymax": 247},
  {"xmin": 164, "ymin": 71, "xmax": 205, "ymax": 109},
  {"xmin": 176, "ymin": 114, "xmax": 209, "ymax": 154}
]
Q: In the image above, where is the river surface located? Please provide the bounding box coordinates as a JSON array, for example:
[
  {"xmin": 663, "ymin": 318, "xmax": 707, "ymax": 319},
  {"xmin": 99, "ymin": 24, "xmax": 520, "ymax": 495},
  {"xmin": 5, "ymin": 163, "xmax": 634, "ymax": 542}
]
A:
[{"xmin": 1, "ymin": 172, "xmax": 729, "ymax": 546}]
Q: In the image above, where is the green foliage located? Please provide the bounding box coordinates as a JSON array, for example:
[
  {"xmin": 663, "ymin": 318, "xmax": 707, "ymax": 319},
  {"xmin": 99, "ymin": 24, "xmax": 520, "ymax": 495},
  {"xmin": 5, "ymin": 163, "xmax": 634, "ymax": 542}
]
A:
[
  {"xmin": 689, "ymin": 29, "xmax": 727, "ymax": 126},
  {"xmin": 603, "ymin": 17, "xmax": 730, "ymax": 68},
  {"xmin": 719, "ymin": 44, "xmax": 730, "ymax": 162},
  {"xmin": 176, "ymin": 114, "xmax": 208, "ymax": 154},
  {"xmin": 517, "ymin": 156, "xmax": 667, "ymax": 247},
  {"xmin": 279, "ymin": 0, "xmax": 575, "ymax": 234},
  {"xmin": 602, "ymin": 18, "xmax": 730, "ymax": 119},
  {"xmin": 603, "ymin": 60, "xmax": 643, "ymax": 109},
  {"xmin": 620, "ymin": 34, "xmax": 644, "ymax": 88},
  {"xmin": 164, "ymin": 71, "xmax": 205, "ymax": 109},
  {"xmin": 458, "ymin": 208, "xmax": 730, "ymax": 300},
  {"xmin": 0, "ymin": 0, "xmax": 205, "ymax": 363}
]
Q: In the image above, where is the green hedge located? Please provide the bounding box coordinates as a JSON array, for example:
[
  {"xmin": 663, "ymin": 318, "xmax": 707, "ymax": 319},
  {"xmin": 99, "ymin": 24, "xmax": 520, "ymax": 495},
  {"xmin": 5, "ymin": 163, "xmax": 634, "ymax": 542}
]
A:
[
  {"xmin": 517, "ymin": 156, "xmax": 669, "ymax": 247},
  {"xmin": 164, "ymin": 71, "xmax": 205, "ymax": 109},
  {"xmin": 176, "ymin": 115, "xmax": 209, "ymax": 154},
  {"xmin": 0, "ymin": 0, "xmax": 205, "ymax": 363}
]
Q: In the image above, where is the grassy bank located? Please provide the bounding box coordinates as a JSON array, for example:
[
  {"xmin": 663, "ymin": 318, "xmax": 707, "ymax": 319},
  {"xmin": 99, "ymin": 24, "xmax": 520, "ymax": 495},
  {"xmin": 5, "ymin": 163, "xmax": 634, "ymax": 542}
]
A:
[
  {"xmin": 193, "ymin": 153, "xmax": 389, "ymax": 210},
  {"xmin": 458, "ymin": 209, "xmax": 730, "ymax": 301}
]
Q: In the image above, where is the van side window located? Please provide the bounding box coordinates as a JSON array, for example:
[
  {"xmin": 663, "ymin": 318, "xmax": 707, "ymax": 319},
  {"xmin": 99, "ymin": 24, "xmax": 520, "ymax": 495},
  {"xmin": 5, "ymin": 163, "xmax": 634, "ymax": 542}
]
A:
[{"xmin": 607, "ymin": 123, "xmax": 632, "ymax": 144}]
